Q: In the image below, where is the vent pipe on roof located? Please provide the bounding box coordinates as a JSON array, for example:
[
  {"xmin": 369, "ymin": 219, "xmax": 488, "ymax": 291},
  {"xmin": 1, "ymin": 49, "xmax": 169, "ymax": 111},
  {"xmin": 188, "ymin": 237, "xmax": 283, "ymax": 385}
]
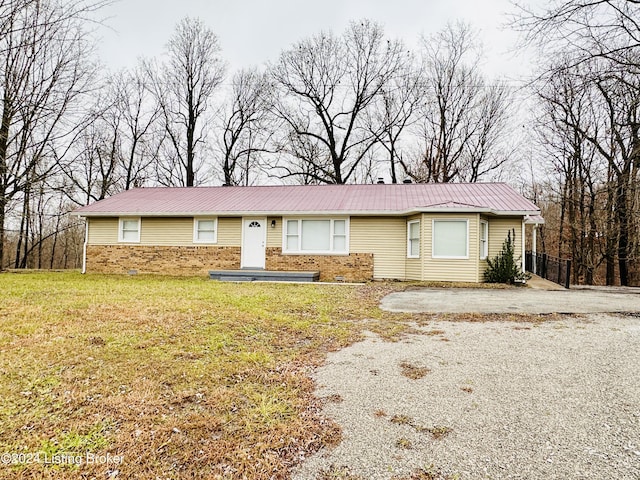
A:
[
  {"xmin": 377, "ymin": 177, "xmax": 385, "ymax": 184},
  {"xmin": 403, "ymin": 178, "xmax": 412, "ymax": 184}
]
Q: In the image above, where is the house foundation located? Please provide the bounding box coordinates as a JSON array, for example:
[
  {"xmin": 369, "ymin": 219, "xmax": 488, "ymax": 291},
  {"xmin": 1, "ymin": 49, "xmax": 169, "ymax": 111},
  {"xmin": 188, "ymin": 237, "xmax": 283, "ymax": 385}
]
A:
[{"xmin": 85, "ymin": 245, "xmax": 374, "ymax": 282}]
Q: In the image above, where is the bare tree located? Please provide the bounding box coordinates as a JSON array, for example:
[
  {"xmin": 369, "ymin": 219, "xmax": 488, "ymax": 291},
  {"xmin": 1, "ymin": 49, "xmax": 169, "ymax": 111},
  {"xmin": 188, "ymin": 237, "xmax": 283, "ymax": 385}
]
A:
[
  {"xmin": 531, "ymin": 55, "xmax": 640, "ymax": 286},
  {"xmin": 145, "ymin": 17, "xmax": 226, "ymax": 187},
  {"xmin": 366, "ymin": 58, "xmax": 423, "ymax": 183},
  {"xmin": 534, "ymin": 62, "xmax": 609, "ymax": 284},
  {"xmin": 403, "ymin": 23, "xmax": 513, "ymax": 183},
  {"xmin": 513, "ymin": 0, "xmax": 640, "ymax": 74},
  {"xmin": 270, "ymin": 20, "xmax": 404, "ymax": 184},
  {"xmin": 218, "ymin": 68, "xmax": 272, "ymax": 186},
  {"xmin": 111, "ymin": 68, "xmax": 162, "ymax": 190},
  {"xmin": 0, "ymin": 0, "xmax": 103, "ymax": 268},
  {"xmin": 60, "ymin": 110, "xmax": 122, "ymax": 206}
]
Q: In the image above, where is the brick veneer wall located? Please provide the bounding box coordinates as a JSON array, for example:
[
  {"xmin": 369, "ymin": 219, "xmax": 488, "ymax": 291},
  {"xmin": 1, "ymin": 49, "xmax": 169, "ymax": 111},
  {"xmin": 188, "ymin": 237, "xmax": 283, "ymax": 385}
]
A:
[
  {"xmin": 86, "ymin": 245, "xmax": 374, "ymax": 281},
  {"xmin": 86, "ymin": 245, "xmax": 241, "ymax": 275},
  {"xmin": 265, "ymin": 247, "xmax": 374, "ymax": 282}
]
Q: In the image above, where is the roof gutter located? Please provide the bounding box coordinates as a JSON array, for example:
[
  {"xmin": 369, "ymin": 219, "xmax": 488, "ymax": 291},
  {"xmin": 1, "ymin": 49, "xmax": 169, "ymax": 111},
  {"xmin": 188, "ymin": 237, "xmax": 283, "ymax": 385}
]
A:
[{"xmin": 72, "ymin": 208, "xmax": 542, "ymax": 218}]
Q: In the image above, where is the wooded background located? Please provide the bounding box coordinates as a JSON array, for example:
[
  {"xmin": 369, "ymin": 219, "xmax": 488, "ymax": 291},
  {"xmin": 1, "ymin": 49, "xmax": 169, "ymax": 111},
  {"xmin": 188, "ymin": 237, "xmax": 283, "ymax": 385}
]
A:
[{"xmin": 1, "ymin": 0, "xmax": 638, "ymax": 285}]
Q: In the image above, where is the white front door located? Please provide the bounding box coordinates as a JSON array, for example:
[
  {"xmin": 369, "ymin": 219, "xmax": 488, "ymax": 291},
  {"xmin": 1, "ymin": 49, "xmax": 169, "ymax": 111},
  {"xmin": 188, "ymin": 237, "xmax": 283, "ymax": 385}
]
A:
[{"xmin": 241, "ymin": 218, "xmax": 266, "ymax": 269}]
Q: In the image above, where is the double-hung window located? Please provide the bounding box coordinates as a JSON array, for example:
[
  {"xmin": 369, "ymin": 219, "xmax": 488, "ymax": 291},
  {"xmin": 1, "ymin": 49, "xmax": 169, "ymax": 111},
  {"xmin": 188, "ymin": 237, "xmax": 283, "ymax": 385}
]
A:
[
  {"xmin": 119, "ymin": 218, "xmax": 140, "ymax": 243},
  {"xmin": 432, "ymin": 219, "xmax": 468, "ymax": 259},
  {"xmin": 407, "ymin": 220, "xmax": 420, "ymax": 258},
  {"xmin": 284, "ymin": 218, "xmax": 348, "ymax": 254},
  {"xmin": 193, "ymin": 218, "xmax": 217, "ymax": 243},
  {"xmin": 479, "ymin": 220, "xmax": 488, "ymax": 259}
]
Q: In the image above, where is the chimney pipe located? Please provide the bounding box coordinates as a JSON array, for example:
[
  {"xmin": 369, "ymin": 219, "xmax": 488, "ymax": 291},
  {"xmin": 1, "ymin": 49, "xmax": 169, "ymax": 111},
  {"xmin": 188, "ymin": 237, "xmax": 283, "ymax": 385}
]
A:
[{"xmin": 377, "ymin": 177, "xmax": 385, "ymax": 184}]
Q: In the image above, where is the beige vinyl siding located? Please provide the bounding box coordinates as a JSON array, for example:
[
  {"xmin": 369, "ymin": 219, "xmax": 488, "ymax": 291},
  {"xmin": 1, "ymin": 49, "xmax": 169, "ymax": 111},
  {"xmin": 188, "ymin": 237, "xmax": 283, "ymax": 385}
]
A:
[
  {"xmin": 486, "ymin": 217, "xmax": 523, "ymax": 258},
  {"xmin": 266, "ymin": 217, "xmax": 282, "ymax": 248},
  {"xmin": 217, "ymin": 217, "xmax": 241, "ymax": 246},
  {"xmin": 140, "ymin": 218, "xmax": 193, "ymax": 245},
  {"xmin": 140, "ymin": 217, "xmax": 241, "ymax": 246},
  {"xmin": 405, "ymin": 259, "xmax": 421, "ymax": 280},
  {"xmin": 422, "ymin": 213, "xmax": 479, "ymax": 283},
  {"xmin": 87, "ymin": 216, "xmax": 242, "ymax": 246},
  {"xmin": 350, "ymin": 217, "xmax": 406, "ymax": 279},
  {"xmin": 87, "ymin": 217, "xmax": 119, "ymax": 244},
  {"xmin": 480, "ymin": 217, "xmax": 524, "ymax": 278}
]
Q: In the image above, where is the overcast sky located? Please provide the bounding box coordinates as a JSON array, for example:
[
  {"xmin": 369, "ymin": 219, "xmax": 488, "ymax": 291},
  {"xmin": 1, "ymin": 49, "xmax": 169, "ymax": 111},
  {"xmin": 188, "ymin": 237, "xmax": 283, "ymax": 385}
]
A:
[{"xmin": 96, "ymin": 0, "xmax": 534, "ymax": 80}]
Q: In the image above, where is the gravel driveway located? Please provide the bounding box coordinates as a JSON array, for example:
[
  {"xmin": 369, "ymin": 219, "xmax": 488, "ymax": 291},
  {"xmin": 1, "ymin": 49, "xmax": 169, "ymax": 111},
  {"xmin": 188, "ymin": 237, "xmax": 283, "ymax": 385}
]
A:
[
  {"xmin": 380, "ymin": 287, "xmax": 640, "ymax": 314},
  {"xmin": 292, "ymin": 296, "xmax": 640, "ymax": 479}
]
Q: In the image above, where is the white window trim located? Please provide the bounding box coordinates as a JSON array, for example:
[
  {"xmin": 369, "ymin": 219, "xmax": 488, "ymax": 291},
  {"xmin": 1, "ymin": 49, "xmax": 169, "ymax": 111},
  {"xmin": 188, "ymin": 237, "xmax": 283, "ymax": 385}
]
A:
[
  {"xmin": 480, "ymin": 219, "xmax": 489, "ymax": 260},
  {"xmin": 407, "ymin": 220, "xmax": 420, "ymax": 258},
  {"xmin": 193, "ymin": 217, "xmax": 218, "ymax": 244},
  {"xmin": 118, "ymin": 217, "xmax": 140, "ymax": 243},
  {"xmin": 432, "ymin": 219, "xmax": 469, "ymax": 259},
  {"xmin": 282, "ymin": 217, "xmax": 350, "ymax": 255}
]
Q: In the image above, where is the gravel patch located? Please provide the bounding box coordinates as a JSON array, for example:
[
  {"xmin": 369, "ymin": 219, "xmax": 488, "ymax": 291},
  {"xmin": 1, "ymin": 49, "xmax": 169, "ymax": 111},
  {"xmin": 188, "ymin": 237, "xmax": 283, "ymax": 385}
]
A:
[{"xmin": 292, "ymin": 314, "xmax": 640, "ymax": 479}]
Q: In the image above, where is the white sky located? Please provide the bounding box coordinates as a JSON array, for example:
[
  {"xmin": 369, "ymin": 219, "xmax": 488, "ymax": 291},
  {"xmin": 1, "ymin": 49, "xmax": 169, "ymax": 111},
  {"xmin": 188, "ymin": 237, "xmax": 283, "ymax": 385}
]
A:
[{"xmin": 96, "ymin": 0, "xmax": 534, "ymax": 81}]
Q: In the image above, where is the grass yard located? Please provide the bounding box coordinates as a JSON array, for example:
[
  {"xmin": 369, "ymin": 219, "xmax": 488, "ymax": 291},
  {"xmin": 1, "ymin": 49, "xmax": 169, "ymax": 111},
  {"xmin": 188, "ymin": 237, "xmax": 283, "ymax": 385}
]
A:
[{"xmin": 0, "ymin": 272, "xmax": 408, "ymax": 479}]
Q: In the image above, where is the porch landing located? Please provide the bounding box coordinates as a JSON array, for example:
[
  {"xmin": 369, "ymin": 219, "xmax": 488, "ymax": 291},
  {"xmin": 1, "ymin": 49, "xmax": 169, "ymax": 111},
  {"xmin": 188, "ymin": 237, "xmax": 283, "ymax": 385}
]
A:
[{"xmin": 209, "ymin": 269, "xmax": 320, "ymax": 282}]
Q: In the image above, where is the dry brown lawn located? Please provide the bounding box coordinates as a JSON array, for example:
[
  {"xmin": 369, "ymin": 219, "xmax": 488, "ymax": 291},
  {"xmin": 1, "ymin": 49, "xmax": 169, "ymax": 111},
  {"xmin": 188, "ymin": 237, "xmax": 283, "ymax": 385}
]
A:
[{"xmin": 0, "ymin": 272, "xmax": 409, "ymax": 479}]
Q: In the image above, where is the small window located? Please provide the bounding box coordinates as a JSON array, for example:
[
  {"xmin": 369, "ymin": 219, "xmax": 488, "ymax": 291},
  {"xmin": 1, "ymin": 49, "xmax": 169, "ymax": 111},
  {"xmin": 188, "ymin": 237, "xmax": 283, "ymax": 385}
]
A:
[
  {"xmin": 119, "ymin": 218, "xmax": 140, "ymax": 243},
  {"xmin": 480, "ymin": 220, "xmax": 488, "ymax": 259},
  {"xmin": 333, "ymin": 220, "xmax": 347, "ymax": 252},
  {"xmin": 407, "ymin": 220, "xmax": 420, "ymax": 258},
  {"xmin": 286, "ymin": 220, "xmax": 299, "ymax": 251},
  {"xmin": 194, "ymin": 218, "xmax": 217, "ymax": 243},
  {"xmin": 432, "ymin": 219, "xmax": 468, "ymax": 259},
  {"xmin": 283, "ymin": 218, "xmax": 349, "ymax": 254}
]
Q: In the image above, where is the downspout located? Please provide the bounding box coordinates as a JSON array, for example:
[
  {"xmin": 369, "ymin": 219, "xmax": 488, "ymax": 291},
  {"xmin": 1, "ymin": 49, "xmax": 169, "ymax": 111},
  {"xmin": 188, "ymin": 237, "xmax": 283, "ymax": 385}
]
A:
[
  {"xmin": 82, "ymin": 217, "xmax": 88, "ymax": 274},
  {"xmin": 521, "ymin": 221, "xmax": 526, "ymax": 275}
]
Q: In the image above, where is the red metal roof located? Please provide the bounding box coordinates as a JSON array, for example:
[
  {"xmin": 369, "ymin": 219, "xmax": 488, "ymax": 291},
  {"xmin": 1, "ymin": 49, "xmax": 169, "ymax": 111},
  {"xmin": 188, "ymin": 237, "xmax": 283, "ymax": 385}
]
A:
[{"xmin": 73, "ymin": 183, "xmax": 541, "ymax": 216}]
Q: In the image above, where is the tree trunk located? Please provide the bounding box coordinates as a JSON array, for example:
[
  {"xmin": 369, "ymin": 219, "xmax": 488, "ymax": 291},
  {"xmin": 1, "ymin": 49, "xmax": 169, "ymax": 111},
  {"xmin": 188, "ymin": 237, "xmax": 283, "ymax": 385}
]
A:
[
  {"xmin": 0, "ymin": 198, "xmax": 5, "ymax": 270},
  {"xmin": 186, "ymin": 102, "xmax": 196, "ymax": 187},
  {"xmin": 585, "ymin": 189, "xmax": 597, "ymax": 285},
  {"xmin": 605, "ymin": 181, "xmax": 617, "ymax": 285},
  {"xmin": 0, "ymin": 91, "xmax": 12, "ymax": 271},
  {"xmin": 616, "ymin": 174, "xmax": 630, "ymax": 286}
]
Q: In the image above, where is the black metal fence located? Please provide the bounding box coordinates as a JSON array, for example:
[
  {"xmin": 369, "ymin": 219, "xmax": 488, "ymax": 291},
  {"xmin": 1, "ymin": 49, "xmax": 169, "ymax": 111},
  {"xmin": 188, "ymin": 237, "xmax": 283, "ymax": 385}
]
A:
[{"xmin": 525, "ymin": 251, "xmax": 572, "ymax": 289}]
